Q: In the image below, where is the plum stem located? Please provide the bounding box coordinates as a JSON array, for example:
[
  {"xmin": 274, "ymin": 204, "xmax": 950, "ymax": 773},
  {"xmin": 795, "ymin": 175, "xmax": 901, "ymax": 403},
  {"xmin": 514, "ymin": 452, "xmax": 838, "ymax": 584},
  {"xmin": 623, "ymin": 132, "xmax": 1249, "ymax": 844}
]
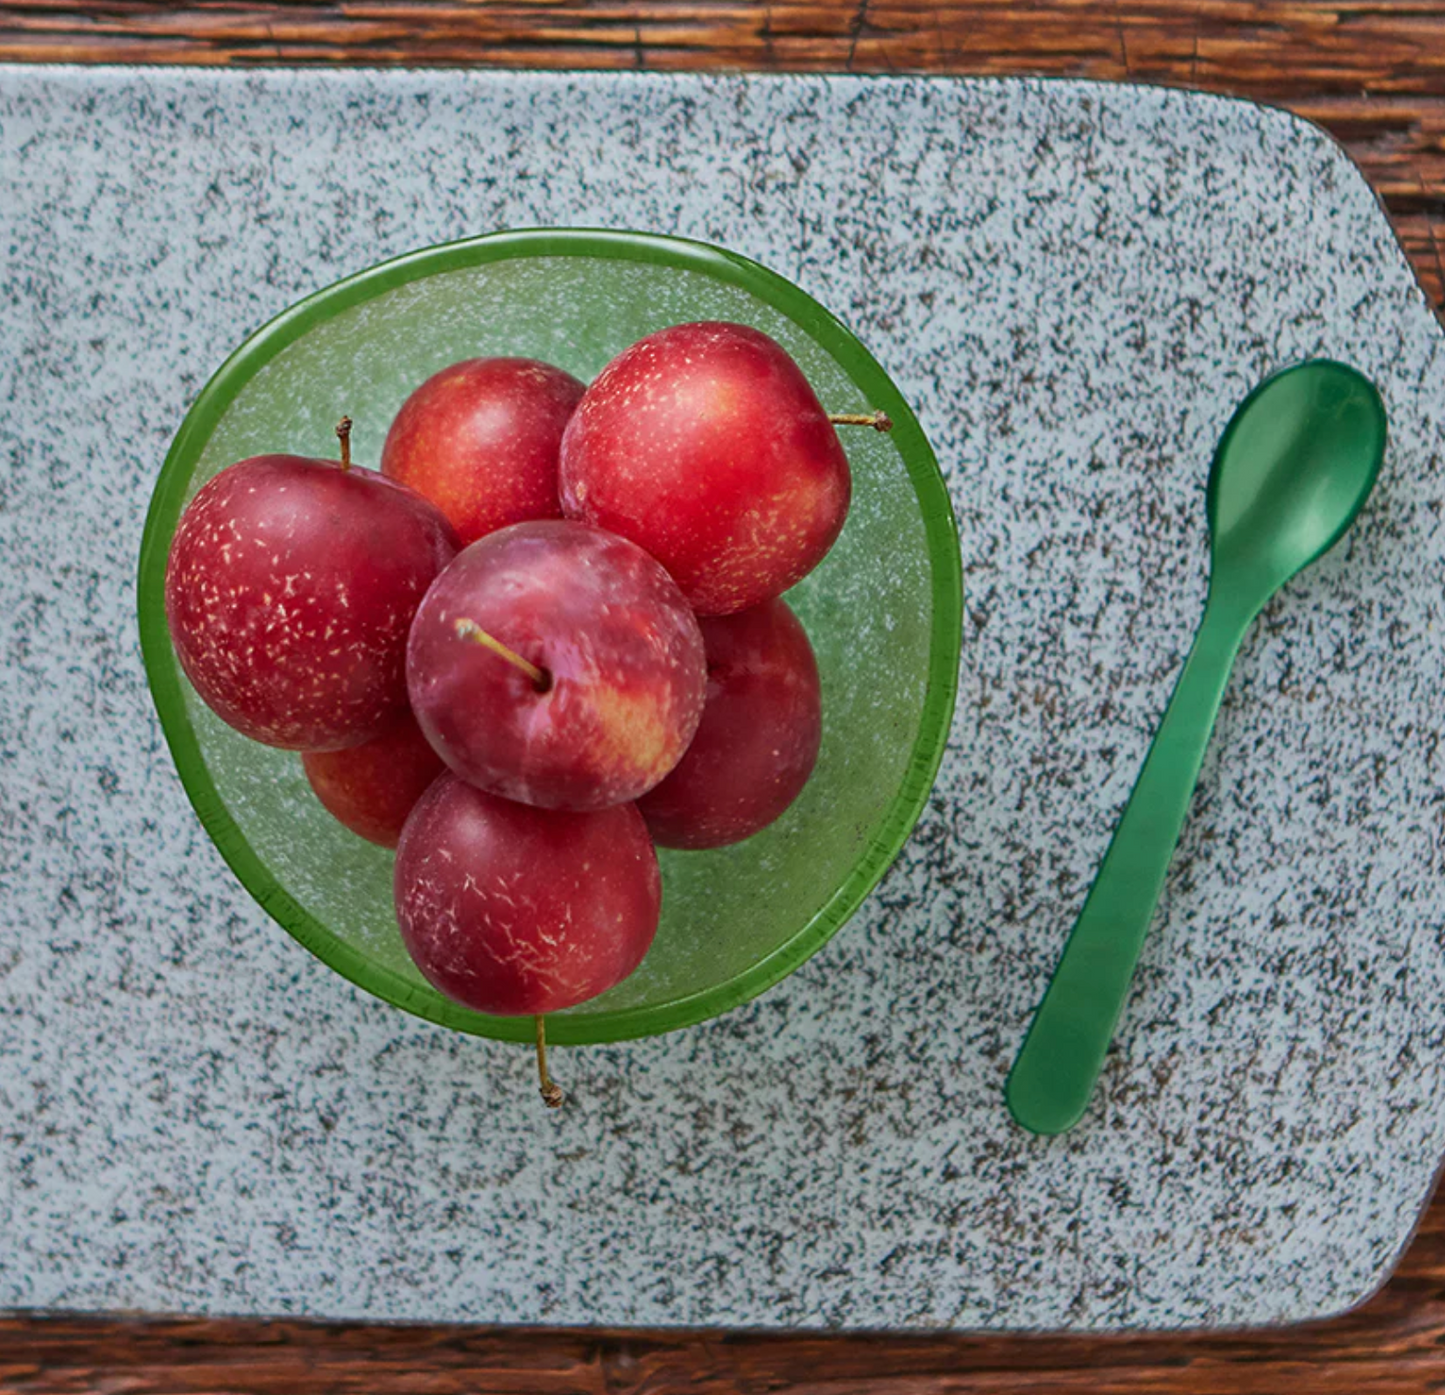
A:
[
  {"xmin": 828, "ymin": 410, "xmax": 893, "ymax": 432},
  {"xmin": 535, "ymin": 1016, "xmax": 563, "ymax": 1109},
  {"xmin": 453, "ymin": 618, "xmax": 552, "ymax": 693},
  {"xmin": 336, "ymin": 416, "xmax": 353, "ymax": 470}
]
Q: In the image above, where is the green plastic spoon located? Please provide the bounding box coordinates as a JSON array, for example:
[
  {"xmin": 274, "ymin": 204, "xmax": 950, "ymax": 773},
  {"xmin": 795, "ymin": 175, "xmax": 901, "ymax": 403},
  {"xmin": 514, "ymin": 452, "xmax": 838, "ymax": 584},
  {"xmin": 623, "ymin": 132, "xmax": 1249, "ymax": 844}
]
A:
[{"xmin": 1005, "ymin": 360, "xmax": 1387, "ymax": 1136}]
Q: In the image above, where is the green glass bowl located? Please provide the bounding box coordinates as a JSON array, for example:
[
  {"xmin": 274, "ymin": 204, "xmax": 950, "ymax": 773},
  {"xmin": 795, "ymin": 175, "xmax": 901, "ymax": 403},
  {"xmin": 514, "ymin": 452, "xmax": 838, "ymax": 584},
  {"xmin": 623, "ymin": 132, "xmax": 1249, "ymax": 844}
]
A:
[{"xmin": 136, "ymin": 229, "xmax": 962, "ymax": 1045}]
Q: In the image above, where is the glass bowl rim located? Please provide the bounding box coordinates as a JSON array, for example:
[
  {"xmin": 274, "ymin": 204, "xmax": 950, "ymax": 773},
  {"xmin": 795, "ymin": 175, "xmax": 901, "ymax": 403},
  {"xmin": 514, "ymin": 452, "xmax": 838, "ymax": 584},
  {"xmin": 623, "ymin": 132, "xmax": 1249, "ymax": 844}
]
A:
[{"xmin": 135, "ymin": 226, "xmax": 963, "ymax": 1045}]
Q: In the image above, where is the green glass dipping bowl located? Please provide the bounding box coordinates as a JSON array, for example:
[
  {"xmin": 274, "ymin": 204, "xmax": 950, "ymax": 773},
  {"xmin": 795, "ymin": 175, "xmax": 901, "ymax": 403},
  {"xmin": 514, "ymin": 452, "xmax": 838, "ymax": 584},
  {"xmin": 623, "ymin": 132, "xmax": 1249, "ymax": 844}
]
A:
[{"xmin": 136, "ymin": 229, "xmax": 963, "ymax": 1045}]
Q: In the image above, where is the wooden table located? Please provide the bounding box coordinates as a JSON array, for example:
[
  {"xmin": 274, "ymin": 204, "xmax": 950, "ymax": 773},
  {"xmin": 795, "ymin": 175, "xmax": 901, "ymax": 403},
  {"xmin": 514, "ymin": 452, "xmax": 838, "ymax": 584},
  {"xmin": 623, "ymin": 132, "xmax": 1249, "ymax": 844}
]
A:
[{"xmin": 2, "ymin": 5, "xmax": 1443, "ymax": 1391}]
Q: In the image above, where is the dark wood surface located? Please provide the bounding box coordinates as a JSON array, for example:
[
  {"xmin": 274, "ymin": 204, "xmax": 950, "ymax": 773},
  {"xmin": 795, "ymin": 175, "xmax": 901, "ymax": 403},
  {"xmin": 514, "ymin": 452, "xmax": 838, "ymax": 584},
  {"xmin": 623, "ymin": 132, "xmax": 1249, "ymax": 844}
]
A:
[{"xmin": 3, "ymin": 4, "xmax": 1445, "ymax": 1391}]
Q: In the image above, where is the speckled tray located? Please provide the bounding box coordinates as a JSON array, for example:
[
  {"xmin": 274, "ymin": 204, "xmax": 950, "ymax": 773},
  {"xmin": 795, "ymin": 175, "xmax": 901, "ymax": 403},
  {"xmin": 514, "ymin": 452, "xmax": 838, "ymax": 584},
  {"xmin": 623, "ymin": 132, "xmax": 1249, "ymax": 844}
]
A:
[{"xmin": 3, "ymin": 66, "xmax": 1444, "ymax": 1333}]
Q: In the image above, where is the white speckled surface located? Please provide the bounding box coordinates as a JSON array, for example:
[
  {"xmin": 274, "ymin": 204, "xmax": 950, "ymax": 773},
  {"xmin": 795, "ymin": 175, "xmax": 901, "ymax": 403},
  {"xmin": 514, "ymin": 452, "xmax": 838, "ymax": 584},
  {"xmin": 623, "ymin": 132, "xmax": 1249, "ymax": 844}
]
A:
[{"xmin": 3, "ymin": 66, "xmax": 1444, "ymax": 1331}]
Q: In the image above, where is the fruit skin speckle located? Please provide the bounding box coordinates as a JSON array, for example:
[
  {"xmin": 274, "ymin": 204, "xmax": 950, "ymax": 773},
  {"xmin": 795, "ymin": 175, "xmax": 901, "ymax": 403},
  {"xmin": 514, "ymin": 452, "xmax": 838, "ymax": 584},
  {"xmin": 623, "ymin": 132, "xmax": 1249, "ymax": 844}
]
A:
[
  {"xmin": 558, "ymin": 321, "xmax": 851, "ymax": 616},
  {"xmin": 164, "ymin": 453, "xmax": 458, "ymax": 751},
  {"xmin": 394, "ymin": 774, "xmax": 660, "ymax": 1016}
]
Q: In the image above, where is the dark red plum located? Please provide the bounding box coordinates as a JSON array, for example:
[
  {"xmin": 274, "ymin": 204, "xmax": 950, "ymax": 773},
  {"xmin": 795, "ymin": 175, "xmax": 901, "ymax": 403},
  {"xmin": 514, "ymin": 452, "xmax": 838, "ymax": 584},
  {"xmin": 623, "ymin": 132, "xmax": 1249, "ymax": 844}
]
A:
[
  {"xmin": 394, "ymin": 774, "xmax": 660, "ymax": 1016},
  {"xmin": 165, "ymin": 452, "xmax": 458, "ymax": 750},
  {"xmin": 302, "ymin": 708, "xmax": 446, "ymax": 848},
  {"xmin": 407, "ymin": 520, "xmax": 706, "ymax": 811},
  {"xmin": 639, "ymin": 598, "xmax": 821, "ymax": 849},
  {"xmin": 559, "ymin": 321, "xmax": 851, "ymax": 615},
  {"xmin": 382, "ymin": 357, "xmax": 584, "ymax": 545}
]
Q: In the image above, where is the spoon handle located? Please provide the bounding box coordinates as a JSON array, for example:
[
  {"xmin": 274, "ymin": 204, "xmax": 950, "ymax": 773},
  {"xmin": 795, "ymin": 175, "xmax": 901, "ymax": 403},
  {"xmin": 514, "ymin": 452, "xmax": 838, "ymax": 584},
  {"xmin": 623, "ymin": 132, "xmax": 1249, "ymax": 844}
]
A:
[{"xmin": 1005, "ymin": 591, "xmax": 1255, "ymax": 1135}]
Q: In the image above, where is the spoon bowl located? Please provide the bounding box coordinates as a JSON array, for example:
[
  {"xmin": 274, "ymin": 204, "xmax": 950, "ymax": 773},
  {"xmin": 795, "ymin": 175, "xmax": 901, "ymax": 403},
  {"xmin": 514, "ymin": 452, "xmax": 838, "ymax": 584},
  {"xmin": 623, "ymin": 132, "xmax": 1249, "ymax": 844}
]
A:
[{"xmin": 1208, "ymin": 360, "xmax": 1387, "ymax": 601}]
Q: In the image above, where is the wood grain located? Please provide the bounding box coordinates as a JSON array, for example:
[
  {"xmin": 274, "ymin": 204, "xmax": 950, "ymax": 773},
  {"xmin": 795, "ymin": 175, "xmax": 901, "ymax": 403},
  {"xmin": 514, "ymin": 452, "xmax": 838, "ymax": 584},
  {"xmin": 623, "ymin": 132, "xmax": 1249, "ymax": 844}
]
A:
[{"xmin": 3, "ymin": 3, "xmax": 1445, "ymax": 1391}]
